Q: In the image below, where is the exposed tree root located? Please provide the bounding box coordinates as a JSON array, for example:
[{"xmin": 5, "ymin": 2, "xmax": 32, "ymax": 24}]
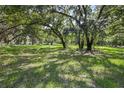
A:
[
  {"xmin": 82, "ymin": 50, "xmax": 94, "ymax": 56},
  {"xmin": 80, "ymin": 49, "xmax": 103, "ymax": 56}
]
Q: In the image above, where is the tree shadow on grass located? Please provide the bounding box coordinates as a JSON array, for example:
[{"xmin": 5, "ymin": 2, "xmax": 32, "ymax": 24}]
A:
[
  {"xmin": 49, "ymin": 48, "xmax": 124, "ymax": 87},
  {"xmin": 0, "ymin": 56, "xmax": 87, "ymax": 87},
  {"xmin": 0, "ymin": 47, "xmax": 124, "ymax": 88},
  {"xmin": 0, "ymin": 47, "xmax": 88, "ymax": 87},
  {"xmin": 72, "ymin": 53, "xmax": 124, "ymax": 87}
]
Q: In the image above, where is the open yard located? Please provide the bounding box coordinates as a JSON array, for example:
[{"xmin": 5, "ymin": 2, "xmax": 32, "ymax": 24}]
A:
[{"xmin": 0, "ymin": 45, "xmax": 124, "ymax": 88}]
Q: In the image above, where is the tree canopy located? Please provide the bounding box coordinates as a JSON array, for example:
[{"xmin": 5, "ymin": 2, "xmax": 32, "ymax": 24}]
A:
[{"xmin": 0, "ymin": 5, "xmax": 124, "ymax": 51}]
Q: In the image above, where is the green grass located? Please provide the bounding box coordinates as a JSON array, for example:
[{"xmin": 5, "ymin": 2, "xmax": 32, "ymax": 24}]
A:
[{"xmin": 0, "ymin": 45, "xmax": 124, "ymax": 88}]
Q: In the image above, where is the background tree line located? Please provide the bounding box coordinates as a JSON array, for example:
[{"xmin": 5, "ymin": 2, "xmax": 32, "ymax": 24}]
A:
[{"xmin": 0, "ymin": 5, "xmax": 124, "ymax": 52}]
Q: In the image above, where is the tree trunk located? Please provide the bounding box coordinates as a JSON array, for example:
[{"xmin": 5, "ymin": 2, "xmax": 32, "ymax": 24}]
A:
[
  {"xmin": 86, "ymin": 42, "xmax": 92, "ymax": 51},
  {"xmin": 86, "ymin": 38, "xmax": 94, "ymax": 52},
  {"xmin": 80, "ymin": 39, "xmax": 84, "ymax": 49},
  {"xmin": 60, "ymin": 37, "xmax": 66, "ymax": 49},
  {"xmin": 78, "ymin": 37, "xmax": 81, "ymax": 49},
  {"xmin": 78, "ymin": 31, "xmax": 81, "ymax": 49},
  {"xmin": 50, "ymin": 41, "xmax": 53, "ymax": 45},
  {"xmin": 78, "ymin": 30, "xmax": 84, "ymax": 50}
]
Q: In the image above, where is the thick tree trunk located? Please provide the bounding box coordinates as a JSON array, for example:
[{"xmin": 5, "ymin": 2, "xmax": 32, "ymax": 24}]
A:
[
  {"xmin": 86, "ymin": 42, "xmax": 92, "ymax": 51},
  {"xmin": 86, "ymin": 36, "xmax": 94, "ymax": 52},
  {"xmin": 60, "ymin": 38, "xmax": 66, "ymax": 49}
]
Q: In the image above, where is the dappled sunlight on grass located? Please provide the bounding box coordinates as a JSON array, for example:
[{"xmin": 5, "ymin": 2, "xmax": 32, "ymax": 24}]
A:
[
  {"xmin": 109, "ymin": 59, "xmax": 124, "ymax": 67},
  {"xmin": 0, "ymin": 45, "xmax": 124, "ymax": 87}
]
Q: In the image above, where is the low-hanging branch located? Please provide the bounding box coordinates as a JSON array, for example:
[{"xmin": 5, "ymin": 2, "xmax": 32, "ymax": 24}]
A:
[
  {"xmin": 51, "ymin": 9, "xmax": 80, "ymax": 24},
  {"xmin": 0, "ymin": 20, "xmax": 41, "ymax": 35}
]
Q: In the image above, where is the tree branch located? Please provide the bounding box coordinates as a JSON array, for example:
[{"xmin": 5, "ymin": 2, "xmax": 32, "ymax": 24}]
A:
[
  {"xmin": 51, "ymin": 9, "xmax": 80, "ymax": 23},
  {"xmin": 97, "ymin": 5, "xmax": 106, "ymax": 20},
  {"xmin": 0, "ymin": 20, "xmax": 41, "ymax": 35}
]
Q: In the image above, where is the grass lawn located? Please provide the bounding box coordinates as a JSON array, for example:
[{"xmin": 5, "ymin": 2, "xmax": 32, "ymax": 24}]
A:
[{"xmin": 0, "ymin": 45, "xmax": 124, "ymax": 88}]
